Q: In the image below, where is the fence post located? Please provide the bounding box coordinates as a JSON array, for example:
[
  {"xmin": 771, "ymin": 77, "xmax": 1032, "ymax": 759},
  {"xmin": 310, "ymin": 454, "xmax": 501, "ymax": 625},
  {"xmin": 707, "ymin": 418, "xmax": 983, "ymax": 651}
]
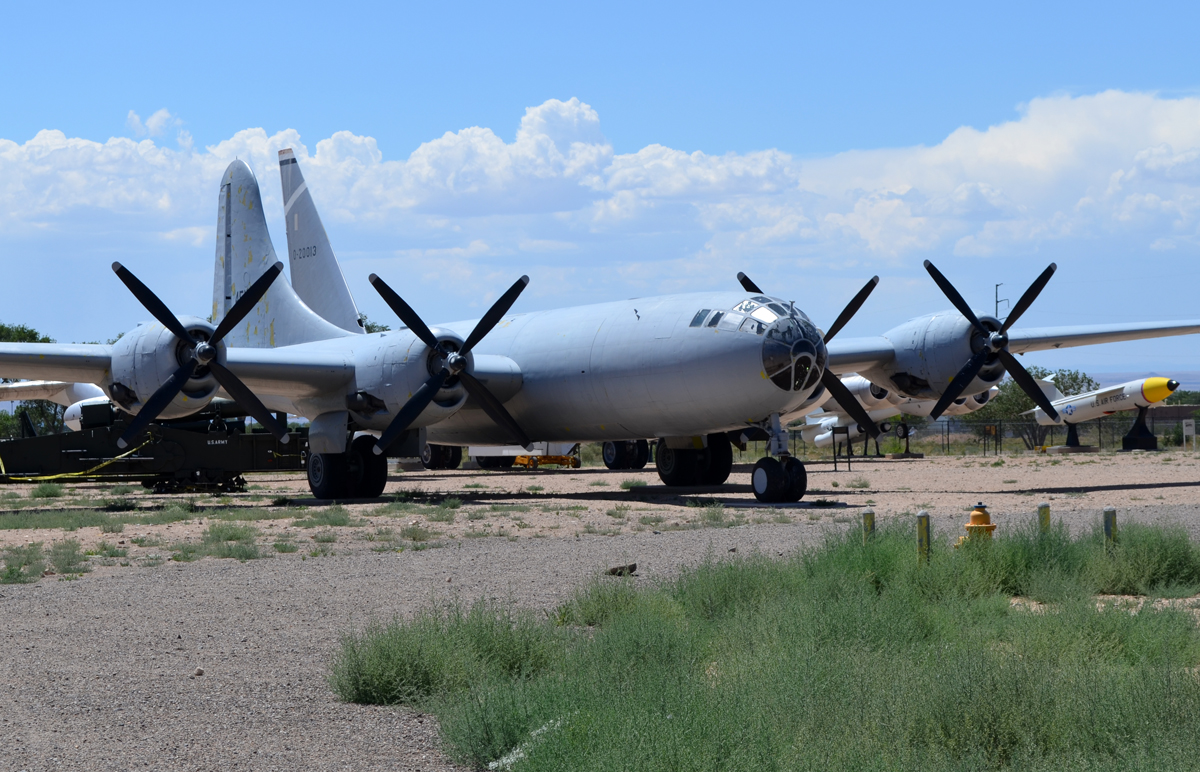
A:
[
  {"xmin": 1103, "ymin": 506, "xmax": 1117, "ymax": 546},
  {"xmin": 862, "ymin": 508, "xmax": 875, "ymax": 545},
  {"xmin": 1037, "ymin": 502, "xmax": 1050, "ymax": 534},
  {"xmin": 917, "ymin": 510, "xmax": 931, "ymax": 563}
]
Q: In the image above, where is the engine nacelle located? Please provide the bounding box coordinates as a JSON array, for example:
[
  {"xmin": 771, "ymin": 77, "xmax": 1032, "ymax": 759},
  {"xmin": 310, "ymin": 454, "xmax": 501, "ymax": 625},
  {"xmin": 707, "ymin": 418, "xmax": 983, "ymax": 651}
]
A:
[
  {"xmin": 63, "ymin": 396, "xmax": 112, "ymax": 431},
  {"xmin": 864, "ymin": 312, "xmax": 1006, "ymax": 400},
  {"xmin": 350, "ymin": 327, "xmax": 471, "ymax": 431},
  {"xmin": 838, "ymin": 375, "xmax": 897, "ymax": 408},
  {"xmin": 108, "ymin": 317, "xmax": 220, "ymax": 420}
]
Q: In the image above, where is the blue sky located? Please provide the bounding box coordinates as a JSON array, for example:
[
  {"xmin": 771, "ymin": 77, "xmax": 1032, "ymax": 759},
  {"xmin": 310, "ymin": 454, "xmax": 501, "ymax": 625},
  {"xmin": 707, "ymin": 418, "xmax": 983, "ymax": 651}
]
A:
[{"xmin": 2, "ymin": 1, "xmax": 1200, "ymax": 374}]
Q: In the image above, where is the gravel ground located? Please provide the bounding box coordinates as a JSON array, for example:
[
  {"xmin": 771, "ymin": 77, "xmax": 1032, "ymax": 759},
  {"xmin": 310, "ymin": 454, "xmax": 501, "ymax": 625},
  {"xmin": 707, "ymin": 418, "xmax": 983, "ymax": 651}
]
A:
[{"xmin": 3, "ymin": 451, "xmax": 1200, "ymax": 770}]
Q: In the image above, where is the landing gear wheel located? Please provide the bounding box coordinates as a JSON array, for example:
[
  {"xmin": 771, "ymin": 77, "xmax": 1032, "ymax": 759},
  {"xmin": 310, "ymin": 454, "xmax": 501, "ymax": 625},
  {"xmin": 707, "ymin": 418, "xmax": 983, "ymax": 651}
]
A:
[
  {"xmin": 421, "ymin": 443, "xmax": 441, "ymax": 469},
  {"xmin": 444, "ymin": 446, "xmax": 463, "ymax": 470},
  {"xmin": 700, "ymin": 434, "xmax": 733, "ymax": 485},
  {"xmin": 631, "ymin": 439, "xmax": 650, "ymax": 469},
  {"xmin": 346, "ymin": 435, "xmax": 388, "ymax": 499},
  {"xmin": 308, "ymin": 452, "xmax": 348, "ymax": 500},
  {"xmin": 603, "ymin": 441, "xmax": 630, "ymax": 470},
  {"xmin": 751, "ymin": 457, "xmax": 787, "ymax": 503},
  {"xmin": 655, "ymin": 439, "xmax": 701, "ymax": 486},
  {"xmin": 780, "ymin": 457, "xmax": 807, "ymax": 502}
]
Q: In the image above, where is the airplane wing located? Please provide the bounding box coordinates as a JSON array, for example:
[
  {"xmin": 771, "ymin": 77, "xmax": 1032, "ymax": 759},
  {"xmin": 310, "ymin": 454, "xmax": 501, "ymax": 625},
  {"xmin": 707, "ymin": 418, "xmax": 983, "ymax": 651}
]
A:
[
  {"xmin": 0, "ymin": 344, "xmax": 113, "ymax": 383},
  {"xmin": 0, "ymin": 343, "xmax": 353, "ymax": 400},
  {"xmin": 826, "ymin": 319, "xmax": 1200, "ymax": 373},
  {"xmin": 0, "ymin": 380, "xmax": 107, "ymax": 406},
  {"xmin": 1006, "ymin": 320, "xmax": 1200, "ymax": 353}
]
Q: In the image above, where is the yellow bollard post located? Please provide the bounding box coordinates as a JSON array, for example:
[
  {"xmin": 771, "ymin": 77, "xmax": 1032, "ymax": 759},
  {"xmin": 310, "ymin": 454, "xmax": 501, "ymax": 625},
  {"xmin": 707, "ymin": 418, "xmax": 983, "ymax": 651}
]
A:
[
  {"xmin": 917, "ymin": 510, "xmax": 930, "ymax": 564},
  {"xmin": 862, "ymin": 508, "xmax": 875, "ymax": 545},
  {"xmin": 1037, "ymin": 502, "xmax": 1050, "ymax": 534},
  {"xmin": 1103, "ymin": 506, "xmax": 1117, "ymax": 546}
]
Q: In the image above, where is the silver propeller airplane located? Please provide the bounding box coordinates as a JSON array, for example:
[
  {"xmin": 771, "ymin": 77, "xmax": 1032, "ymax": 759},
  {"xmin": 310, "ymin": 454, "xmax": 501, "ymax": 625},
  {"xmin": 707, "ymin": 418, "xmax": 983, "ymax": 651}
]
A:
[{"xmin": 3, "ymin": 153, "xmax": 1199, "ymax": 503}]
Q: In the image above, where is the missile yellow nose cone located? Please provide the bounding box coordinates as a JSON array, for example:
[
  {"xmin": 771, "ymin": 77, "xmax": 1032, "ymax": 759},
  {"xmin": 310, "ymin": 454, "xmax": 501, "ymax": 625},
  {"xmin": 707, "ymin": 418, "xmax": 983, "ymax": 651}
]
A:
[{"xmin": 1142, "ymin": 377, "xmax": 1177, "ymax": 404}]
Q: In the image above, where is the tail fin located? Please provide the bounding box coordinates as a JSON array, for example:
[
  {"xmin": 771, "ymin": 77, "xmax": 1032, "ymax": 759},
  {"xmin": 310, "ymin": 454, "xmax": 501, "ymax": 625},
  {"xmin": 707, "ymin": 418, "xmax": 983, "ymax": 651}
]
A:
[
  {"xmin": 1035, "ymin": 375, "xmax": 1065, "ymax": 403},
  {"xmin": 278, "ymin": 148, "xmax": 363, "ymax": 334},
  {"xmin": 212, "ymin": 160, "xmax": 354, "ymax": 348}
]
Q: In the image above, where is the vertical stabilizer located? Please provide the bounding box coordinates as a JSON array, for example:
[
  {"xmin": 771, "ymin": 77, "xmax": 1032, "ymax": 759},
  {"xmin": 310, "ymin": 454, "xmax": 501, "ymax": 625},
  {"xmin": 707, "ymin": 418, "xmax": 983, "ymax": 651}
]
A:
[
  {"xmin": 278, "ymin": 148, "xmax": 364, "ymax": 334},
  {"xmin": 1035, "ymin": 375, "xmax": 1065, "ymax": 403},
  {"xmin": 213, "ymin": 160, "xmax": 355, "ymax": 348}
]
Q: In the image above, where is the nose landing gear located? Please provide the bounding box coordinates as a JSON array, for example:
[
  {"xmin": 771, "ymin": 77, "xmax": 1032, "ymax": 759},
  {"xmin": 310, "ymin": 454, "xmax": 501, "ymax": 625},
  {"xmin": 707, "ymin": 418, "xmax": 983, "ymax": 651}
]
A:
[{"xmin": 750, "ymin": 413, "xmax": 807, "ymax": 503}]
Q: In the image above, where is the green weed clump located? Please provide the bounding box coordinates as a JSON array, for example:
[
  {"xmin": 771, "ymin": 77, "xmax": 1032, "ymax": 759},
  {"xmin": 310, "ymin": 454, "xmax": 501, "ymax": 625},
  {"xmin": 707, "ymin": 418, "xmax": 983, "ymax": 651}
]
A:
[
  {"xmin": 293, "ymin": 505, "xmax": 363, "ymax": 528},
  {"xmin": 173, "ymin": 523, "xmax": 260, "ymax": 562},
  {"xmin": 49, "ymin": 539, "xmax": 89, "ymax": 574},
  {"xmin": 30, "ymin": 482, "xmax": 65, "ymax": 499},
  {"xmin": 333, "ymin": 521, "xmax": 1200, "ymax": 771},
  {"xmin": 1, "ymin": 543, "xmax": 44, "ymax": 583}
]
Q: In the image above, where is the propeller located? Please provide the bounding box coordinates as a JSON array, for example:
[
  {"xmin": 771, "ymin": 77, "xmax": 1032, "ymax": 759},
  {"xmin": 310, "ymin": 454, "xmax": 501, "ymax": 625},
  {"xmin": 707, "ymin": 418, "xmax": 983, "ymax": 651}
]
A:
[
  {"xmin": 111, "ymin": 261, "xmax": 290, "ymax": 448},
  {"xmin": 923, "ymin": 260, "xmax": 1059, "ymax": 421},
  {"xmin": 738, "ymin": 273, "xmax": 883, "ymax": 438},
  {"xmin": 368, "ymin": 274, "xmax": 532, "ymax": 455}
]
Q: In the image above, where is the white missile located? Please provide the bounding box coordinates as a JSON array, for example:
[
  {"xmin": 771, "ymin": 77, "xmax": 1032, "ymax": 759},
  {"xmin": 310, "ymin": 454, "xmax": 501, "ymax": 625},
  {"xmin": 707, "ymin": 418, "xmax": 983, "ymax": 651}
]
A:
[{"xmin": 1025, "ymin": 376, "xmax": 1180, "ymax": 425}]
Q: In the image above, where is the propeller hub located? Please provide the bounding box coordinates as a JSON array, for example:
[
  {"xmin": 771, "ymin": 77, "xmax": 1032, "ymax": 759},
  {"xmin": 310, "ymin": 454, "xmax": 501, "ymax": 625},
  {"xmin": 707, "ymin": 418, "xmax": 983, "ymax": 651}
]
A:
[
  {"xmin": 987, "ymin": 331, "xmax": 1009, "ymax": 353},
  {"xmin": 445, "ymin": 352, "xmax": 467, "ymax": 375},
  {"xmin": 194, "ymin": 342, "xmax": 217, "ymax": 364}
]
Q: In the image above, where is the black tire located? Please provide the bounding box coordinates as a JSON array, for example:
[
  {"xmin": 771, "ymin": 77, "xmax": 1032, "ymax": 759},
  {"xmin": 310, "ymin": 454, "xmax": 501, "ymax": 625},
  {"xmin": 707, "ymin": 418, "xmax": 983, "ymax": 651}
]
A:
[
  {"xmin": 655, "ymin": 439, "xmax": 701, "ymax": 486},
  {"xmin": 751, "ymin": 457, "xmax": 787, "ymax": 503},
  {"xmin": 602, "ymin": 441, "xmax": 630, "ymax": 470},
  {"xmin": 307, "ymin": 452, "xmax": 348, "ymax": 500},
  {"xmin": 421, "ymin": 443, "xmax": 444, "ymax": 470},
  {"xmin": 780, "ymin": 456, "xmax": 807, "ymax": 502},
  {"xmin": 700, "ymin": 434, "xmax": 733, "ymax": 485},
  {"xmin": 631, "ymin": 439, "xmax": 650, "ymax": 469},
  {"xmin": 346, "ymin": 435, "xmax": 388, "ymax": 499},
  {"xmin": 444, "ymin": 446, "xmax": 463, "ymax": 470}
]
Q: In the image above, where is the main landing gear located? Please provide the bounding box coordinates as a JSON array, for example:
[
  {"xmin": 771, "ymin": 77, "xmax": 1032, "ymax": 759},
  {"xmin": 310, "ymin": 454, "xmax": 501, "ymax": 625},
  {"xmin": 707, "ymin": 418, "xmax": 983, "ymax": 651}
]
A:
[
  {"xmin": 307, "ymin": 435, "xmax": 389, "ymax": 500},
  {"xmin": 422, "ymin": 443, "xmax": 463, "ymax": 470},
  {"xmin": 653, "ymin": 434, "xmax": 733, "ymax": 486},
  {"xmin": 603, "ymin": 440, "xmax": 650, "ymax": 470}
]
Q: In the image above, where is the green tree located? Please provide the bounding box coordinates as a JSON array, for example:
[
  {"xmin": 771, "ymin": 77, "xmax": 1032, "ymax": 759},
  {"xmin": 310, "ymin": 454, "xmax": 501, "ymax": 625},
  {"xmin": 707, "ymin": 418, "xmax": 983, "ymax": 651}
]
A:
[
  {"xmin": 1165, "ymin": 389, "xmax": 1200, "ymax": 405},
  {"xmin": 358, "ymin": 314, "xmax": 390, "ymax": 334},
  {"xmin": 963, "ymin": 367, "xmax": 1099, "ymax": 450},
  {"xmin": 0, "ymin": 321, "xmax": 65, "ymax": 438}
]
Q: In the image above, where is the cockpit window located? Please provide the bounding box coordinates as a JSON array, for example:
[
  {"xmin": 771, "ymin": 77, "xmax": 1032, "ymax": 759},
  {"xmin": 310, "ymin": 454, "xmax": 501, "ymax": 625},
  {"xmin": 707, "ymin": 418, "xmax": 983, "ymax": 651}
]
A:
[
  {"xmin": 705, "ymin": 311, "xmax": 724, "ymax": 328},
  {"xmin": 751, "ymin": 296, "xmax": 772, "ymax": 304},
  {"xmin": 689, "ymin": 309, "xmax": 711, "ymax": 327},
  {"xmin": 750, "ymin": 306, "xmax": 778, "ymax": 324},
  {"xmin": 740, "ymin": 317, "xmax": 767, "ymax": 335},
  {"xmin": 733, "ymin": 299, "xmax": 758, "ymax": 313}
]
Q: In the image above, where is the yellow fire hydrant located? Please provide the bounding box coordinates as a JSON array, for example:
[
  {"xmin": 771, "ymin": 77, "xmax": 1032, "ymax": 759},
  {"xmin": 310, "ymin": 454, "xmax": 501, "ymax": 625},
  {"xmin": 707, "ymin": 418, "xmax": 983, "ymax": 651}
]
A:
[{"xmin": 956, "ymin": 502, "xmax": 997, "ymax": 547}]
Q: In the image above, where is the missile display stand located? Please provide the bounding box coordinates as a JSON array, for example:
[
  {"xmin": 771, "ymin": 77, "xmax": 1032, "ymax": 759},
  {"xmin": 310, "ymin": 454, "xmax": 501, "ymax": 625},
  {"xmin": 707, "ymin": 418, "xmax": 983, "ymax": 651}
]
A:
[
  {"xmin": 1045, "ymin": 421, "xmax": 1102, "ymax": 454},
  {"xmin": 1121, "ymin": 405, "xmax": 1159, "ymax": 451}
]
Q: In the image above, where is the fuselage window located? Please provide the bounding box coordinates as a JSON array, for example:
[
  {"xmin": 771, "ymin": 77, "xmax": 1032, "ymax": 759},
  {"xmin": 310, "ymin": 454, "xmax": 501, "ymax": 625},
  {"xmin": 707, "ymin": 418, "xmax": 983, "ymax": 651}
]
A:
[
  {"xmin": 690, "ymin": 309, "xmax": 711, "ymax": 327},
  {"xmin": 734, "ymin": 299, "xmax": 758, "ymax": 313},
  {"xmin": 705, "ymin": 311, "xmax": 724, "ymax": 328}
]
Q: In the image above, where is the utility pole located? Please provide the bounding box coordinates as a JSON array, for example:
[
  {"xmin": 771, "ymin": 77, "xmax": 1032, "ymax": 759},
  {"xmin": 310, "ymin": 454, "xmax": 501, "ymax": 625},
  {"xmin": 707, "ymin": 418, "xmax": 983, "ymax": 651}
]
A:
[{"xmin": 995, "ymin": 283, "xmax": 1009, "ymax": 320}]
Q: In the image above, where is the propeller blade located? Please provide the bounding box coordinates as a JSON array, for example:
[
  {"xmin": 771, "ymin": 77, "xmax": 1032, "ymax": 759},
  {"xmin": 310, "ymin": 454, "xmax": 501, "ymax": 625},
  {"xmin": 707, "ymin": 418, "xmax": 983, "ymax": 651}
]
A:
[
  {"xmin": 928, "ymin": 348, "xmax": 990, "ymax": 421},
  {"xmin": 823, "ymin": 276, "xmax": 880, "ymax": 344},
  {"xmin": 211, "ymin": 262, "xmax": 284, "ymax": 345},
  {"xmin": 111, "ymin": 262, "xmax": 193, "ymax": 342},
  {"xmin": 997, "ymin": 349, "xmax": 1060, "ymax": 421},
  {"xmin": 737, "ymin": 272, "xmax": 764, "ymax": 294},
  {"xmin": 116, "ymin": 359, "xmax": 194, "ymax": 448},
  {"xmin": 1000, "ymin": 263, "xmax": 1057, "ymax": 332},
  {"xmin": 923, "ymin": 260, "xmax": 986, "ymax": 334},
  {"xmin": 820, "ymin": 370, "xmax": 881, "ymax": 439},
  {"xmin": 460, "ymin": 276, "xmax": 530, "ymax": 356},
  {"xmin": 369, "ymin": 274, "xmax": 439, "ymax": 349},
  {"xmin": 208, "ymin": 361, "xmax": 290, "ymax": 443},
  {"xmin": 372, "ymin": 370, "xmax": 449, "ymax": 455},
  {"xmin": 458, "ymin": 370, "xmax": 531, "ymax": 448}
]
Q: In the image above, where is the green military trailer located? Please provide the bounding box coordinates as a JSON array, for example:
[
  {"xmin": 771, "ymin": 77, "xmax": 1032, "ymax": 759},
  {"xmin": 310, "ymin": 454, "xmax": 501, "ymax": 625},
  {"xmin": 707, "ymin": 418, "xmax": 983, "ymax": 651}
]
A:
[{"xmin": 0, "ymin": 402, "xmax": 305, "ymax": 492}]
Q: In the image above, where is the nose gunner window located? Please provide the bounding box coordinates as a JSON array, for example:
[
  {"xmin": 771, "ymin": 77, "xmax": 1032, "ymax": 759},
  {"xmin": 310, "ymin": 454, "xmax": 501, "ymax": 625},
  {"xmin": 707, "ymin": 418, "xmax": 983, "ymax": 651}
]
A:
[
  {"xmin": 740, "ymin": 317, "xmax": 767, "ymax": 335},
  {"xmin": 762, "ymin": 317, "xmax": 827, "ymax": 392}
]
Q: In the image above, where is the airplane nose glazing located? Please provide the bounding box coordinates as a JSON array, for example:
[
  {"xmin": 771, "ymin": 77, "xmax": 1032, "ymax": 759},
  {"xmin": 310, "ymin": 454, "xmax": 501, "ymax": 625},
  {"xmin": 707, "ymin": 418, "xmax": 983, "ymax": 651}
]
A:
[{"xmin": 762, "ymin": 317, "xmax": 826, "ymax": 392}]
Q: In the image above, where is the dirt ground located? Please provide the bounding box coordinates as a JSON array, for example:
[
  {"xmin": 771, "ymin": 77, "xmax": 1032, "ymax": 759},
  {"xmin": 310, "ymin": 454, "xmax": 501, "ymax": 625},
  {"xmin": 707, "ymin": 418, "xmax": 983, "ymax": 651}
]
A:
[{"xmin": 3, "ymin": 450, "xmax": 1200, "ymax": 770}]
